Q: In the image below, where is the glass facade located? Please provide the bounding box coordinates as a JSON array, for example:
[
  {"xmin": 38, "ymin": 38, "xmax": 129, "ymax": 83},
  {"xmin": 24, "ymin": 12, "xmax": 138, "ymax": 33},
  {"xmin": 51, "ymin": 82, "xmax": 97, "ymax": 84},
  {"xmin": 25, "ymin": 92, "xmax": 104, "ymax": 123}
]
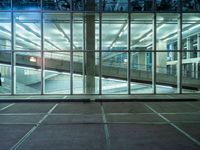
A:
[{"xmin": 0, "ymin": 0, "xmax": 200, "ymax": 95}]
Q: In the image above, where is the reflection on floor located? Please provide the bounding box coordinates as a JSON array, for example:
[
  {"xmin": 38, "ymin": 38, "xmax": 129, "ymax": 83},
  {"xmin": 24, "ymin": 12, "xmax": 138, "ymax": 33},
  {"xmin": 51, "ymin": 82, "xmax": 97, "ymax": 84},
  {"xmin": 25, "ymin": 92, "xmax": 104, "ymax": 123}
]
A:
[{"xmin": 0, "ymin": 101, "xmax": 200, "ymax": 150}]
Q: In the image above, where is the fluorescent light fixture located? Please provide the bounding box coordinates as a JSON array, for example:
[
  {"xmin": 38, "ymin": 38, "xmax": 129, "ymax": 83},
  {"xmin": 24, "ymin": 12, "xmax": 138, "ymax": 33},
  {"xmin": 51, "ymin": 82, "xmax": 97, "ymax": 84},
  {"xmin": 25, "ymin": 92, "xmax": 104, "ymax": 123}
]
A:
[
  {"xmin": 119, "ymin": 31, "xmax": 123, "ymax": 37},
  {"xmin": 157, "ymin": 24, "xmax": 165, "ymax": 30},
  {"xmin": 124, "ymin": 24, "xmax": 128, "ymax": 31}
]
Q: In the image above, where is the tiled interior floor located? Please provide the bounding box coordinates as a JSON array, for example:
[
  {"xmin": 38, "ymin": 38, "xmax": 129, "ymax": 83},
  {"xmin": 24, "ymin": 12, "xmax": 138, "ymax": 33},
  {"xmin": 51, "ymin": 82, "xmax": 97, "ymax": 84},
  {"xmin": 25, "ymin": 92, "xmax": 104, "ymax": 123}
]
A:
[{"xmin": 0, "ymin": 101, "xmax": 200, "ymax": 150}]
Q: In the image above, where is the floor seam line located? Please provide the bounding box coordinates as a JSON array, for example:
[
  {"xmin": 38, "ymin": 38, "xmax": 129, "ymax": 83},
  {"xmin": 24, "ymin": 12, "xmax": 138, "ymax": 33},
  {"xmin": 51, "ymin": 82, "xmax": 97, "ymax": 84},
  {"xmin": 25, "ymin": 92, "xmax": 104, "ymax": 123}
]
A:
[
  {"xmin": 144, "ymin": 103, "xmax": 200, "ymax": 147},
  {"xmin": 10, "ymin": 103, "xmax": 58, "ymax": 150},
  {"xmin": 101, "ymin": 104, "xmax": 112, "ymax": 150}
]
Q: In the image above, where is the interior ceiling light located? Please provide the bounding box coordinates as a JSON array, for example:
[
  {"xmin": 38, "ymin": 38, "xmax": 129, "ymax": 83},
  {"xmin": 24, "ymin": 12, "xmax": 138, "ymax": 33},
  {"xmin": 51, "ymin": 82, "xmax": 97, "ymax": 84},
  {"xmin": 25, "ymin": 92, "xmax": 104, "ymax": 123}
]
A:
[{"xmin": 29, "ymin": 57, "xmax": 37, "ymax": 63}]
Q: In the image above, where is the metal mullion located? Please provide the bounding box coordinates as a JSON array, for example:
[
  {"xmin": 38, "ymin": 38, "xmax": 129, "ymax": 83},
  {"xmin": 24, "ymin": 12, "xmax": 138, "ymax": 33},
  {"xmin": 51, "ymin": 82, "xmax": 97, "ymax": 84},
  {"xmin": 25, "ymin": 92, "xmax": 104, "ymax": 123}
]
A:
[
  {"xmin": 70, "ymin": 12, "xmax": 73, "ymax": 95},
  {"xmin": 178, "ymin": 13, "xmax": 182, "ymax": 94},
  {"xmin": 83, "ymin": 14, "xmax": 86, "ymax": 94},
  {"xmin": 41, "ymin": 10, "xmax": 44, "ymax": 95},
  {"xmin": 152, "ymin": 13, "xmax": 156, "ymax": 94},
  {"xmin": 11, "ymin": 10, "xmax": 16, "ymax": 95},
  {"xmin": 99, "ymin": 12, "xmax": 102, "ymax": 95},
  {"xmin": 128, "ymin": 12, "xmax": 131, "ymax": 95}
]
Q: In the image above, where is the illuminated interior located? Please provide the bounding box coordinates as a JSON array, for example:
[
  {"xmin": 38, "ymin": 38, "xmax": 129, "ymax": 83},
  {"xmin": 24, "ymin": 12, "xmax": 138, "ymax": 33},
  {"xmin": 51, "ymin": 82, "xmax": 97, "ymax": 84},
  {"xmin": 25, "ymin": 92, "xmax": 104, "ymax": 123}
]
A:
[{"xmin": 0, "ymin": 0, "xmax": 200, "ymax": 95}]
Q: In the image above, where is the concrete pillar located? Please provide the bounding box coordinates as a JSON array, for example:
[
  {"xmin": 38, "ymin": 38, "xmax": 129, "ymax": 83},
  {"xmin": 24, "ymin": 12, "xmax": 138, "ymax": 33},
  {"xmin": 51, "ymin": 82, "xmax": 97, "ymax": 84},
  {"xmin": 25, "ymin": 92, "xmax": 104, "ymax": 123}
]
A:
[
  {"xmin": 196, "ymin": 63, "xmax": 199, "ymax": 79},
  {"xmin": 157, "ymin": 40, "xmax": 167, "ymax": 73},
  {"xmin": 85, "ymin": 1, "xmax": 95, "ymax": 94},
  {"xmin": 138, "ymin": 52, "xmax": 145, "ymax": 70},
  {"xmin": 187, "ymin": 37, "xmax": 192, "ymax": 59},
  {"xmin": 192, "ymin": 63, "xmax": 195, "ymax": 78},
  {"xmin": 198, "ymin": 33, "xmax": 200, "ymax": 58}
]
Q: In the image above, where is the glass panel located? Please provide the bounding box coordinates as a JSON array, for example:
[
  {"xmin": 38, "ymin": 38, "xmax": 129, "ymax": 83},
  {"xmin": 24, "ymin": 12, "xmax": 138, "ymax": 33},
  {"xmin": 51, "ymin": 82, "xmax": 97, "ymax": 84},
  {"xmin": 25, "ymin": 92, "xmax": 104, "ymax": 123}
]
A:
[
  {"xmin": 130, "ymin": 0, "xmax": 153, "ymax": 12},
  {"xmin": 131, "ymin": 13, "xmax": 153, "ymax": 51},
  {"xmin": 15, "ymin": 52, "xmax": 41, "ymax": 94},
  {"xmin": 43, "ymin": 0, "xmax": 71, "ymax": 11},
  {"xmin": 0, "ymin": 0, "xmax": 11, "ymax": 10},
  {"xmin": 102, "ymin": 13, "xmax": 128, "ymax": 51},
  {"xmin": 156, "ymin": 0, "xmax": 179, "ymax": 11},
  {"xmin": 156, "ymin": 52, "xmax": 178, "ymax": 93},
  {"xmin": 0, "ymin": 52, "xmax": 11, "ymax": 94},
  {"xmin": 182, "ymin": 13, "xmax": 200, "ymax": 93},
  {"xmin": 102, "ymin": 52, "xmax": 128, "ymax": 94},
  {"xmin": 102, "ymin": 0, "xmax": 128, "ymax": 11},
  {"xmin": 73, "ymin": 13, "xmax": 83, "ymax": 51},
  {"xmin": 14, "ymin": 13, "xmax": 41, "ymax": 51},
  {"xmin": 44, "ymin": 13, "xmax": 70, "ymax": 51},
  {"xmin": 13, "ymin": 0, "xmax": 41, "ymax": 10},
  {"xmin": 182, "ymin": 13, "xmax": 200, "ymax": 51},
  {"xmin": 0, "ymin": 12, "xmax": 11, "ymax": 51},
  {"xmin": 73, "ymin": 52, "xmax": 83, "ymax": 94},
  {"xmin": 44, "ymin": 52, "xmax": 70, "ymax": 94},
  {"xmin": 182, "ymin": 52, "xmax": 200, "ymax": 93},
  {"xmin": 131, "ymin": 52, "xmax": 152, "ymax": 94},
  {"xmin": 157, "ymin": 13, "xmax": 178, "ymax": 51},
  {"xmin": 83, "ymin": 13, "xmax": 99, "ymax": 51},
  {"xmin": 73, "ymin": 52, "xmax": 100, "ymax": 94},
  {"xmin": 182, "ymin": 0, "xmax": 200, "ymax": 12}
]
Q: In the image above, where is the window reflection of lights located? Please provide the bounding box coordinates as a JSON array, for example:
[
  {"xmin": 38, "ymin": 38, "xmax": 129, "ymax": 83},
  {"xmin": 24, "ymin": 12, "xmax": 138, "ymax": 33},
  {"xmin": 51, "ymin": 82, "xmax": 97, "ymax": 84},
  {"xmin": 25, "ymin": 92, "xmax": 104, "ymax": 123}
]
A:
[
  {"xmin": 29, "ymin": 57, "xmax": 37, "ymax": 63},
  {"xmin": 189, "ymin": 24, "xmax": 200, "ymax": 31},
  {"xmin": 0, "ymin": 30, "xmax": 10, "ymax": 36}
]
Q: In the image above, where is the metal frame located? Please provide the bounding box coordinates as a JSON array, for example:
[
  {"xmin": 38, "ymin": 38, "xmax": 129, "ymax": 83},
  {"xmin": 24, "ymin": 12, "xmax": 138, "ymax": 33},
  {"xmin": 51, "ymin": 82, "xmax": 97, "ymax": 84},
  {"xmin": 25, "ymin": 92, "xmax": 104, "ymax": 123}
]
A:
[{"xmin": 0, "ymin": 0, "xmax": 199, "ymax": 96}]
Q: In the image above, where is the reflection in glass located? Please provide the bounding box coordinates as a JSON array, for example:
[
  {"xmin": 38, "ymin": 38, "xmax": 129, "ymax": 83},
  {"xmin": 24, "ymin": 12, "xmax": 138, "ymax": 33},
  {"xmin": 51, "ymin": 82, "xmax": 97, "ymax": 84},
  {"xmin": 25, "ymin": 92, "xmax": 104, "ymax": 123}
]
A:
[
  {"xmin": 156, "ymin": 0, "xmax": 178, "ymax": 11},
  {"xmin": 0, "ymin": 52, "xmax": 11, "ymax": 94},
  {"xmin": 131, "ymin": 52, "xmax": 152, "ymax": 94},
  {"xmin": 102, "ymin": 0, "xmax": 128, "ymax": 11},
  {"xmin": 44, "ymin": 13, "xmax": 70, "ymax": 51},
  {"xmin": 0, "ymin": 0, "xmax": 11, "ymax": 10},
  {"xmin": 156, "ymin": 13, "xmax": 178, "ymax": 51},
  {"xmin": 44, "ymin": 52, "xmax": 70, "ymax": 94},
  {"xmin": 182, "ymin": 0, "xmax": 200, "ymax": 12},
  {"xmin": 102, "ymin": 13, "xmax": 128, "ymax": 50},
  {"xmin": 0, "ymin": 12, "xmax": 11, "ymax": 50},
  {"xmin": 130, "ymin": 0, "xmax": 153, "ymax": 11},
  {"xmin": 102, "ymin": 52, "xmax": 128, "ymax": 94},
  {"xmin": 156, "ymin": 52, "xmax": 177, "ymax": 93},
  {"xmin": 16, "ymin": 52, "xmax": 41, "ymax": 94},
  {"xmin": 14, "ymin": 13, "xmax": 41, "ymax": 50},
  {"xmin": 43, "ymin": 0, "xmax": 71, "ymax": 11},
  {"xmin": 13, "ymin": 0, "xmax": 41, "ymax": 10},
  {"xmin": 131, "ymin": 14, "xmax": 153, "ymax": 51}
]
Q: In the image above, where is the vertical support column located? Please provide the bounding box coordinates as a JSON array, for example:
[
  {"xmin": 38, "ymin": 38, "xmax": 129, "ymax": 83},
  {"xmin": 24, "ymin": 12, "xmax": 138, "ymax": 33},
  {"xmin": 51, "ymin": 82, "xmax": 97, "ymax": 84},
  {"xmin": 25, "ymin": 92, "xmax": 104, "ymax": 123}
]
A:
[
  {"xmin": 99, "ymin": 13, "xmax": 102, "ymax": 95},
  {"xmin": 152, "ymin": 13, "xmax": 156, "ymax": 94},
  {"xmin": 196, "ymin": 63, "xmax": 199, "ymax": 79},
  {"xmin": 41, "ymin": 10, "xmax": 44, "ymax": 95},
  {"xmin": 186, "ymin": 37, "xmax": 192, "ymax": 59},
  {"xmin": 192, "ymin": 63, "xmax": 195, "ymax": 78},
  {"xmin": 70, "ymin": 13, "xmax": 73, "ymax": 95},
  {"xmin": 128, "ymin": 13, "xmax": 131, "ymax": 94},
  {"xmin": 83, "ymin": 15, "xmax": 86, "ymax": 94},
  {"xmin": 197, "ymin": 33, "xmax": 200, "ymax": 57},
  {"xmin": 11, "ymin": 11, "xmax": 16, "ymax": 95},
  {"xmin": 85, "ymin": 1, "xmax": 95, "ymax": 94},
  {"xmin": 177, "ymin": 14, "xmax": 182, "ymax": 93}
]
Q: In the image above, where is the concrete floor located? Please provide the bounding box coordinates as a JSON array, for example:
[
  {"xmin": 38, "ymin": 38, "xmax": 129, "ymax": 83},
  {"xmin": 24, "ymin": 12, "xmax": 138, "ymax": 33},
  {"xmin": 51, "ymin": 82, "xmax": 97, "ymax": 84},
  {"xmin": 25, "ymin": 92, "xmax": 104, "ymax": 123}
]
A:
[{"xmin": 0, "ymin": 101, "xmax": 200, "ymax": 150}]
